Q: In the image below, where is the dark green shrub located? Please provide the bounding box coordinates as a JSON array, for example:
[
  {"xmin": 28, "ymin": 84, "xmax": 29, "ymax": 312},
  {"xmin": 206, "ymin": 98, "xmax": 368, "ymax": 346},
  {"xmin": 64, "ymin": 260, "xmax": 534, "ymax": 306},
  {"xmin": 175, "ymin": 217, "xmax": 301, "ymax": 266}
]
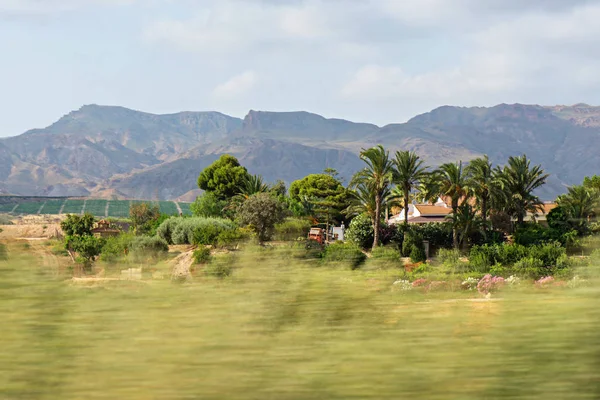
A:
[
  {"xmin": 157, "ymin": 217, "xmax": 237, "ymax": 245},
  {"xmin": 370, "ymin": 246, "xmax": 403, "ymax": 268},
  {"xmin": 274, "ymin": 218, "xmax": 312, "ymax": 241},
  {"xmin": 193, "ymin": 247, "xmax": 211, "ymax": 264},
  {"xmin": 130, "ymin": 236, "xmax": 169, "ymax": 262},
  {"xmin": 323, "ymin": 242, "xmax": 367, "ymax": 269},
  {"xmin": 100, "ymin": 233, "xmax": 135, "ymax": 262},
  {"xmin": 528, "ymin": 242, "xmax": 565, "ymax": 267},
  {"xmin": 489, "ymin": 263, "xmax": 511, "ymax": 277},
  {"xmin": 410, "ymin": 245, "xmax": 427, "ymax": 264},
  {"xmin": 193, "ymin": 224, "xmax": 222, "ymax": 246},
  {"xmin": 402, "ymin": 230, "xmax": 425, "ymax": 258},
  {"xmin": 216, "ymin": 229, "xmax": 250, "ymax": 249},
  {"xmin": 437, "ymin": 248, "xmax": 461, "ymax": 265},
  {"xmin": 415, "ymin": 223, "xmax": 453, "ymax": 249},
  {"xmin": 514, "ymin": 224, "xmax": 564, "ymax": 246},
  {"xmin": 345, "ymin": 214, "xmax": 374, "ymax": 249},
  {"xmin": 468, "ymin": 251, "xmax": 492, "ymax": 273},
  {"xmin": 514, "ymin": 257, "xmax": 549, "ymax": 279}
]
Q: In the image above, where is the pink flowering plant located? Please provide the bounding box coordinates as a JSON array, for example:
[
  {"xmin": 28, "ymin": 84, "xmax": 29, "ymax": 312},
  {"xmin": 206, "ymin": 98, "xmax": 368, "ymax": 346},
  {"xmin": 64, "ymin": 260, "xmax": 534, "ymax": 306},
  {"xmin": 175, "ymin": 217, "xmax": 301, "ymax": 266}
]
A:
[
  {"xmin": 535, "ymin": 276, "xmax": 554, "ymax": 288},
  {"xmin": 477, "ymin": 274, "xmax": 505, "ymax": 295}
]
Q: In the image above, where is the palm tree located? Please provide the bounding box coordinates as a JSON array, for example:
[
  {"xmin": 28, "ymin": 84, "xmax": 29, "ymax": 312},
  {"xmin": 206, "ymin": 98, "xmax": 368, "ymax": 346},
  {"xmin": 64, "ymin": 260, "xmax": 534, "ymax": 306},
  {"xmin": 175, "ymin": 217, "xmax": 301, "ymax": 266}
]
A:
[
  {"xmin": 557, "ymin": 185, "xmax": 600, "ymax": 223},
  {"xmin": 445, "ymin": 203, "xmax": 483, "ymax": 249},
  {"xmin": 350, "ymin": 145, "xmax": 394, "ymax": 250},
  {"xmin": 238, "ymin": 174, "xmax": 270, "ymax": 198},
  {"xmin": 496, "ymin": 155, "xmax": 548, "ymax": 226},
  {"xmin": 438, "ymin": 161, "xmax": 469, "ymax": 249},
  {"xmin": 393, "ymin": 150, "xmax": 429, "ymax": 225},
  {"xmin": 415, "ymin": 171, "xmax": 442, "ymax": 204},
  {"xmin": 465, "ymin": 155, "xmax": 495, "ymax": 232}
]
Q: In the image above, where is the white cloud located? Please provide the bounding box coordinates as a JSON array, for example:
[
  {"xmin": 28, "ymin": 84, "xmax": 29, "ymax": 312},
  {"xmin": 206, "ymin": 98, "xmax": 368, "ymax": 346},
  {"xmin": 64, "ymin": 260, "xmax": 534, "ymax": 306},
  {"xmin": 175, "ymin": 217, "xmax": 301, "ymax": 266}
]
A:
[
  {"xmin": 0, "ymin": 0, "xmax": 135, "ymax": 14},
  {"xmin": 213, "ymin": 71, "xmax": 258, "ymax": 99}
]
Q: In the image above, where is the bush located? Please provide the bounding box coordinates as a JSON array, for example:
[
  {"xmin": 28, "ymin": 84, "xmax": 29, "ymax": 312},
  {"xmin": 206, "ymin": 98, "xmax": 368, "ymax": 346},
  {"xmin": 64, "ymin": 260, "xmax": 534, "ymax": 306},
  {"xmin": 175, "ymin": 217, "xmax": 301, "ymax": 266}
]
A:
[
  {"xmin": 323, "ymin": 242, "xmax": 367, "ymax": 269},
  {"xmin": 0, "ymin": 214, "xmax": 13, "ymax": 225},
  {"xmin": 191, "ymin": 192, "xmax": 228, "ymax": 218},
  {"xmin": 129, "ymin": 236, "xmax": 169, "ymax": 262},
  {"xmin": 437, "ymin": 248, "xmax": 461, "ymax": 265},
  {"xmin": 157, "ymin": 217, "xmax": 237, "ymax": 245},
  {"xmin": 237, "ymin": 193, "xmax": 287, "ymax": 242},
  {"xmin": 216, "ymin": 228, "xmax": 250, "ymax": 249},
  {"xmin": 402, "ymin": 229, "xmax": 425, "ymax": 259},
  {"xmin": 193, "ymin": 247, "xmax": 211, "ymax": 264},
  {"xmin": 410, "ymin": 245, "xmax": 427, "ymax": 264},
  {"xmin": 274, "ymin": 218, "xmax": 312, "ymax": 241},
  {"xmin": 513, "ymin": 257, "xmax": 548, "ymax": 279},
  {"xmin": 345, "ymin": 214, "xmax": 374, "ymax": 249},
  {"xmin": 129, "ymin": 203, "xmax": 161, "ymax": 235},
  {"xmin": 100, "ymin": 233, "xmax": 135, "ymax": 263},
  {"xmin": 528, "ymin": 242, "xmax": 565, "ymax": 267},
  {"xmin": 370, "ymin": 246, "xmax": 403, "ymax": 268}
]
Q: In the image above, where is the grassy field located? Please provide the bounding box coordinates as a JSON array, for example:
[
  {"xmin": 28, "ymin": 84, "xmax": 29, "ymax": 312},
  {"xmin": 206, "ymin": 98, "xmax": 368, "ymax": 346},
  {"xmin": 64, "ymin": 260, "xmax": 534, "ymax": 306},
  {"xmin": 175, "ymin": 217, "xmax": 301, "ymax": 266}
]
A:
[
  {"xmin": 0, "ymin": 197, "xmax": 191, "ymax": 217},
  {"xmin": 1, "ymin": 242, "xmax": 599, "ymax": 399}
]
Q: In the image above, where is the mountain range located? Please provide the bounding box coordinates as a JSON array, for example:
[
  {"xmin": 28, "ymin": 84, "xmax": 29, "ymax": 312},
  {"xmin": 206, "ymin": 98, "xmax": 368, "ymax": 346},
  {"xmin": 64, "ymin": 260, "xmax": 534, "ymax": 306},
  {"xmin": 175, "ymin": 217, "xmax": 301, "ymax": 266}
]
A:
[{"xmin": 1, "ymin": 103, "xmax": 599, "ymax": 201}]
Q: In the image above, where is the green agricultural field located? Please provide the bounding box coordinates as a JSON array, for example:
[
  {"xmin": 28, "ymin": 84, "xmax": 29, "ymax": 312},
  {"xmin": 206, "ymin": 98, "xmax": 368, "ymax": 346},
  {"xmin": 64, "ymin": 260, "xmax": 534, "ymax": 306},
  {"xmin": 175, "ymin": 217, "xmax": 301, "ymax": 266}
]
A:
[
  {"xmin": 108, "ymin": 200, "xmax": 131, "ymax": 218},
  {"xmin": 61, "ymin": 200, "xmax": 85, "ymax": 215},
  {"xmin": 158, "ymin": 201, "xmax": 179, "ymax": 215},
  {"xmin": 0, "ymin": 203, "xmax": 16, "ymax": 213},
  {"xmin": 179, "ymin": 202, "xmax": 192, "ymax": 216},
  {"xmin": 85, "ymin": 199, "xmax": 108, "ymax": 217},
  {"xmin": 0, "ymin": 197, "xmax": 192, "ymax": 217},
  {"xmin": 40, "ymin": 199, "xmax": 66, "ymax": 215},
  {"xmin": 13, "ymin": 201, "xmax": 45, "ymax": 214}
]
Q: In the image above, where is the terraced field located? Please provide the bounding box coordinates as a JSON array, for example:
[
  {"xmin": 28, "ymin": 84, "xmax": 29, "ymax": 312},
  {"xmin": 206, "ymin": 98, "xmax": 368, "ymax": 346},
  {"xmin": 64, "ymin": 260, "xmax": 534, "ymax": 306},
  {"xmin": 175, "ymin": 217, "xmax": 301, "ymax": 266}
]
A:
[
  {"xmin": 0, "ymin": 197, "xmax": 192, "ymax": 218},
  {"xmin": 84, "ymin": 200, "xmax": 108, "ymax": 217}
]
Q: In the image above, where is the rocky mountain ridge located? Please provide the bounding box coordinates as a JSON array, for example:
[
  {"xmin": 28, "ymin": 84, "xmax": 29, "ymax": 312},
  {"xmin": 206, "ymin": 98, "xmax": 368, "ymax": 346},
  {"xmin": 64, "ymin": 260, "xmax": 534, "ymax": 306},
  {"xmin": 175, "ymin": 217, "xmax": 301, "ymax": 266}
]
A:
[{"xmin": 1, "ymin": 103, "xmax": 599, "ymax": 200}]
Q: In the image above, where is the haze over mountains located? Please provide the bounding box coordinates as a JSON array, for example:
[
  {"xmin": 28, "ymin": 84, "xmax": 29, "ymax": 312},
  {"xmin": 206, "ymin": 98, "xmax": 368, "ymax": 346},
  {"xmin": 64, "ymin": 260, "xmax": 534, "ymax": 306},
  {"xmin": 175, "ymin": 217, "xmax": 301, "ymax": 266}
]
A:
[{"xmin": 1, "ymin": 103, "xmax": 599, "ymax": 201}]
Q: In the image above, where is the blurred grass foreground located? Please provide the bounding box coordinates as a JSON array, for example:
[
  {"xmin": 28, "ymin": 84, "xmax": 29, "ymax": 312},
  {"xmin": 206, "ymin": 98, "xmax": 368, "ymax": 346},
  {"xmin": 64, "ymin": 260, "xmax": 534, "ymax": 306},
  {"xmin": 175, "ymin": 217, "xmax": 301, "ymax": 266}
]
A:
[{"xmin": 2, "ymin": 243, "xmax": 600, "ymax": 399}]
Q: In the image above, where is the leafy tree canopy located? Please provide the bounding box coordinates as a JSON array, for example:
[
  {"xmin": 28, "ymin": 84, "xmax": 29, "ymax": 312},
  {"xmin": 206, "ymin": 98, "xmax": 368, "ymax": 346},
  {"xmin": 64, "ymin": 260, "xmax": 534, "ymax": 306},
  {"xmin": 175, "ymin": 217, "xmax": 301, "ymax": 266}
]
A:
[
  {"xmin": 197, "ymin": 154, "xmax": 250, "ymax": 200},
  {"xmin": 60, "ymin": 213, "xmax": 95, "ymax": 237},
  {"xmin": 237, "ymin": 193, "xmax": 286, "ymax": 242},
  {"xmin": 191, "ymin": 192, "xmax": 227, "ymax": 218},
  {"xmin": 129, "ymin": 202, "xmax": 161, "ymax": 235}
]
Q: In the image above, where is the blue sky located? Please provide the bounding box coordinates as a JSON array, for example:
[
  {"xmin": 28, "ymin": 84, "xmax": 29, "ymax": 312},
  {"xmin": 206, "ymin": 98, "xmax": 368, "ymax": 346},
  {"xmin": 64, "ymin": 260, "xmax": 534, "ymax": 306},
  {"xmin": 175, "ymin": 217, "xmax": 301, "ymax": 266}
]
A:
[{"xmin": 1, "ymin": 0, "xmax": 599, "ymax": 136}]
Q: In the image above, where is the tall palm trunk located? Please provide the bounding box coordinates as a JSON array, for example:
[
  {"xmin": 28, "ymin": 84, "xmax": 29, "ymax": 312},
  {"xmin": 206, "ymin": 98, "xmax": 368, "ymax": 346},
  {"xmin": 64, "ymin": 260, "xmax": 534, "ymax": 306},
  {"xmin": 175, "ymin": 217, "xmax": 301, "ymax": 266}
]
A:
[
  {"xmin": 481, "ymin": 195, "xmax": 488, "ymax": 232},
  {"xmin": 452, "ymin": 200, "xmax": 459, "ymax": 249},
  {"xmin": 373, "ymin": 194, "xmax": 381, "ymax": 250},
  {"xmin": 404, "ymin": 184, "xmax": 410, "ymax": 225}
]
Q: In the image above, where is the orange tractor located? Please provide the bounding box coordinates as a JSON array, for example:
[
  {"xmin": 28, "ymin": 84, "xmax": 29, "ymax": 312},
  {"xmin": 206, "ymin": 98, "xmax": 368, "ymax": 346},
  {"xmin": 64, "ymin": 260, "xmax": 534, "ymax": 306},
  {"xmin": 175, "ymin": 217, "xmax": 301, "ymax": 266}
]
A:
[{"xmin": 307, "ymin": 227, "xmax": 326, "ymax": 244}]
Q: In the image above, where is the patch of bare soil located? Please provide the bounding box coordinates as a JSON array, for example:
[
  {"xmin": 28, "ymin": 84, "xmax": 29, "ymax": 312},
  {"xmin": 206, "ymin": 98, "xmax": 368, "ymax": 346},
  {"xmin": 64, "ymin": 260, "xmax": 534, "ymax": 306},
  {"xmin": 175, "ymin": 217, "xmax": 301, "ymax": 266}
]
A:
[
  {"xmin": 0, "ymin": 223, "xmax": 62, "ymax": 240},
  {"xmin": 169, "ymin": 249, "xmax": 195, "ymax": 281}
]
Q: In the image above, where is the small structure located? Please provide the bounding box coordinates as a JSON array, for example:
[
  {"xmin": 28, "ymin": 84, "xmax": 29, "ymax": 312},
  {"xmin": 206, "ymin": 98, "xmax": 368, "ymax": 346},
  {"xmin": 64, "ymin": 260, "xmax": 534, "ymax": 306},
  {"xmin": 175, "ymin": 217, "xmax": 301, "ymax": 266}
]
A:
[
  {"xmin": 331, "ymin": 222, "xmax": 346, "ymax": 242},
  {"xmin": 91, "ymin": 219, "xmax": 121, "ymax": 238},
  {"xmin": 308, "ymin": 227, "xmax": 326, "ymax": 244},
  {"xmin": 388, "ymin": 203, "xmax": 453, "ymax": 225}
]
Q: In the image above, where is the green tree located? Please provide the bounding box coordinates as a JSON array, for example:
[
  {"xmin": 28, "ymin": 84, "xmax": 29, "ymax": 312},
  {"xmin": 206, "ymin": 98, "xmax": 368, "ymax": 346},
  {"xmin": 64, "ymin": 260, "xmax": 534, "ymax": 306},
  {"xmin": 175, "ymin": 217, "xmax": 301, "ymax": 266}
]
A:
[
  {"xmin": 445, "ymin": 203, "xmax": 483, "ymax": 249},
  {"xmin": 393, "ymin": 150, "xmax": 429, "ymax": 225},
  {"xmin": 350, "ymin": 145, "xmax": 394, "ymax": 250},
  {"xmin": 197, "ymin": 154, "xmax": 250, "ymax": 200},
  {"xmin": 129, "ymin": 202, "xmax": 160, "ymax": 234},
  {"xmin": 583, "ymin": 175, "xmax": 600, "ymax": 191},
  {"xmin": 415, "ymin": 171, "xmax": 442, "ymax": 204},
  {"xmin": 289, "ymin": 174, "xmax": 349, "ymax": 230},
  {"xmin": 437, "ymin": 162, "xmax": 469, "ymax": 249},
  {"xmin": 496, "ymin": 155, "xmax": 548, "ymax": 226},
  {"xmin": 465, "ymin": 155, "xmax": 495, "ymax": 232},
  {"xmin": 66, "ymin": 235, "xmax": 104, "ymax": 267},
  {"xmin": 191, "ymin": 192, "xmax": 227, "ymax": 218},
  {"xmin": 60, "ymin": 213, "xmax": 95, "ymax": 237},
  {"xmin": 557, "ymin": 185, "xmax": 600, "ymax": 226},
  {"xmin": 237, "ymin": 193, "xmax": 286, "ymax": 243}
]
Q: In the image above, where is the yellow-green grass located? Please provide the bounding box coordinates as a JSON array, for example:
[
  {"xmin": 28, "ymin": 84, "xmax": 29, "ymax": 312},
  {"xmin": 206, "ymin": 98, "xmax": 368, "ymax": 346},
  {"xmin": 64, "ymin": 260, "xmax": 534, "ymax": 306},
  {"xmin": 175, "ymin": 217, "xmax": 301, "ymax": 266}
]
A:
[{"xmin": 1, "ymin": 243, "xmax": 599, "ymax": 399}]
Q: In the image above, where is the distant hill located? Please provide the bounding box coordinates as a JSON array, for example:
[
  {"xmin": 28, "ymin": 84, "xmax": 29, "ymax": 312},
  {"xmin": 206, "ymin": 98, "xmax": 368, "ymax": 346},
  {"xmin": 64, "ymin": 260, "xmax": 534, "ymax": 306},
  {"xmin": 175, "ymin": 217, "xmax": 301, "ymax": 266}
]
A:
[{"xmin": 1, "ymin": 103, "xmax": 599, "ymax": 200}]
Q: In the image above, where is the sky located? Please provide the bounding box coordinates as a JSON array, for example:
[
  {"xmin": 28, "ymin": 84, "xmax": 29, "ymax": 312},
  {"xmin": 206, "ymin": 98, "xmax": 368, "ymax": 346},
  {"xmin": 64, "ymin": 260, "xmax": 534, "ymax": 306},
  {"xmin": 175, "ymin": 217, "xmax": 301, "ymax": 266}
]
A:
[{"xmin": 1, "ymin": 0, "xmax": 600, "ymax": 136}]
